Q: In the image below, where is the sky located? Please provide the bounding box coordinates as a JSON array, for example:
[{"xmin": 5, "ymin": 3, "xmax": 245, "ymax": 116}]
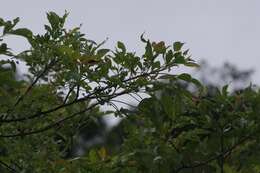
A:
[{"xmin": 1, "ymin": 0, "xmax": 260, "ymax": 84}]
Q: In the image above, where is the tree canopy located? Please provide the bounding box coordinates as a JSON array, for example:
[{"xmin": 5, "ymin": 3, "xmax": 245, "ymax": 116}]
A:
[{"xmin": 0, "ymin": 12, "xmax": 260, "ymax": 173}]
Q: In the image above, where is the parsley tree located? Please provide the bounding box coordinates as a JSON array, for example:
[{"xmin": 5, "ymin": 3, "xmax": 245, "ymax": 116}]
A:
[{"xmin": 0, "ymin": 12, "xmax": 260, "ymax": 173}]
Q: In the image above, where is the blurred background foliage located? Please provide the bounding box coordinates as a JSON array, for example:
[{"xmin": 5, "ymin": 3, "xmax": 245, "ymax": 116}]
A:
[{"xmin": 0, "ymin": 12, "xmax": 260, "ymax": 173}]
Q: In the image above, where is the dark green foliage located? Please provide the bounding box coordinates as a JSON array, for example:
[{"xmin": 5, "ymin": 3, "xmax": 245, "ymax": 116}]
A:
[{"xmin": 0, "ymin": 11, "xmax": 259, "ymax": 173}]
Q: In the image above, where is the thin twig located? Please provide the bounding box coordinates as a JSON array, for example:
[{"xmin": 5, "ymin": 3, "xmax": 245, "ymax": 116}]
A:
[
  {"xmin": 2, "ymin": 67, "xmax": 165, "ymax": 123},
  {"xmin": 0, "ymin": 102, "xmax": 99, "ymax": 138},
  {"xmin": 128, "ymin": 93, "xmax": 141, "ymax": 102},
  {"xmin": 0, "ymin": 160, "xmax": 17, "ymax": 173},
  {"xmin": 0, "ymin": 90, "xmax": 129, "ymax": 137},
  {"xmin": 133, "ymin": 92, "xmax": 143, "ymax": 100},
  {"xmin": 174, "ymin": 134, "xmax": 254, "ymax": 173},
  {"xmin": 13, "ymin": 59, "xmax": 57, "ymax": 108},
  {"xmin": 110, "ymin": 99, "xmax": 136, "ymax": 108},
  {"xmin": 63, "ymin": 84, "xmax": 76, "ymax": 104}
]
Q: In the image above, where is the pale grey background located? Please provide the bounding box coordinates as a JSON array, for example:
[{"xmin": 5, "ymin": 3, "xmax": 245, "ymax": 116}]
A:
[{"xmin": 1, "ymin": 0, "xmax": 259, "ymax": 84}]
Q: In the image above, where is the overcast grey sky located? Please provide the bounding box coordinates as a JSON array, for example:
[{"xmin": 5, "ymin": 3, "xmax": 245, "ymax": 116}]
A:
[{"xmin": 1, "ymin": 0, "xmax": 260, "ymax": 84}]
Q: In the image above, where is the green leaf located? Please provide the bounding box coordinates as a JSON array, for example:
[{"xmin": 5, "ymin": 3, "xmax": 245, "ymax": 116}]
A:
[
  {"xmin": 173, "ymin": 41, "xmax": 184, "ymax": 51},
  {"xmin": 9, "ymin": 28, "xmax": 33, "ymax": 39},
  {"xmin": 185, "ymin": 62, "xmax": 200, "ymax": 68},
  {"xmin": 47, "ymin": 11, "xmax": 62, "ymax": 29},
  {"xmin": 3, "ymin": 21, "xmax": 13, "ymax": 34},
  {"xmin": 44, "ymin": 25, "xmax": 52, "ymax": 33},
  {"xmin": 145, "ymin": 41, "xmax": 153, "ymax": 60},
  {"xmin": 158, "ymin": 74, "xmax": 177, "ymax": 80},
  {"xmin": 117, "ymin": 41, "xmax": 126, "ymax": 53},
  {"xmin": 165, "ymin": 50, "xmax": 174, "ymax": 64},
  {"xmin": 178, "ymin": 73, "xmax": 202, "ymax": 88},
  {"xmin": 174, "ymin": 53, "xmax": 186, "ymax": 64},
  {"xmin": 0, "ymin": 43, "xmax": 7, "ymax": 54},
  {"xmin": 97, "ymin": 49, "xmax": 110, "ymax": 58},
  {"xmin": 2, "ymin": 18, "xmax": 20, "ymax": 35},
  {"xmin": 13, "ymin": 17, "xmax": 20, "ymax": 26},
  {"xmin": 0, "ymin": 18, "xmax": 5, "ymax": 26},
  {"xmin": 152, "ymin": 61, "xmax": 161, "ymax": 69},
  {"xmin": 183, "ymin": 49, "xmax": 189, "ymax": 55},
  {"xmin": 178, "ymin": 73, "xmax": 192, "ymax": 81},
  {"xmin": 191, "ymin": 78, "xmax": 202, "ymax": 88}
]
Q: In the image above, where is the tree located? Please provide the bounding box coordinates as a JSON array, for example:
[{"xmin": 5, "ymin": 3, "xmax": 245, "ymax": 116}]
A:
[
  {"xmin": 195, "ymin": 60, "xmax": 254, "ymax": 93},
  {"xmin": 0, "ymin": 12, "xmax": 260, "ymax": 173}
]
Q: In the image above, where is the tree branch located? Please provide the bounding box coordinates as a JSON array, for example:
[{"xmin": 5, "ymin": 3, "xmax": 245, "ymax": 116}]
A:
[
  {"xmin": 2, "ymin": 67, "xmax": 166, "ymax": 123},
  {"xmin": 0, "ymin": 160, "xmax": 17, "ymax": 173},
  {"xmin": 0, "ymin": 90, "xmax": 129, "ymax": 138},
  {"xmin": 13, "ymin": 59, "xmax": 57, "ymax": 108},
  {"xmin": 174, "ymin": 134, "xmax": 254, "ymax": 173}
]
